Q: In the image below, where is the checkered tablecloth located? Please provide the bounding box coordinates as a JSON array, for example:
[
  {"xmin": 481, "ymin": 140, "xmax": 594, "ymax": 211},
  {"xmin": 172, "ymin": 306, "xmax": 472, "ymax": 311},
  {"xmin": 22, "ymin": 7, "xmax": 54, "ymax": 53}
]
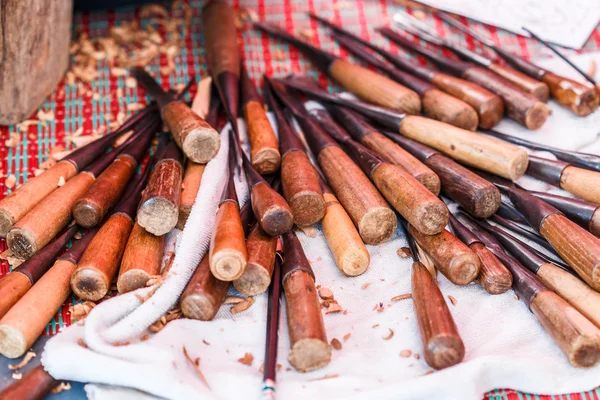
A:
[{"xmin": 1, "ymin": 1, "xmax": 600, "ymax": 399}]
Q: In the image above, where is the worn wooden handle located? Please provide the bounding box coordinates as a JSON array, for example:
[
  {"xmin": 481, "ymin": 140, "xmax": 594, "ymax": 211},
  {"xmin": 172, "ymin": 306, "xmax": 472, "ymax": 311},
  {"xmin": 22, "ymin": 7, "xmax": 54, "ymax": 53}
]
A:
[
  {"xmin": 422, "ymin": 88, "xmax": 478, "ymax": 131},
  {"xmin": 73, "ymin": 156, "xmax": 136, "ymax": 228},
  {"xmin": 0, "ymin": 259, "xmax": 74, "ymax": 358},
  {"xmin": 0, "ymin": 365, "xmax": 56, "ymax": 400},
  {"xmin": 233, "ymin": 224, "xmax": 277, "ymax": 296},
  {"xmin": 411, "ymin": 261, "xmax": 465, "ymax": 369},
  {"xmin": 430, "ymin": 73, "xmax": 504, "ymax": 129},
  {"xmin": 329, "ymin": 59, "xmax": 421, "ymax": 115},
  {"xmin": 0, "ymin": 272, "xmax": 32, "ymax": 320},
  {"xmin": 542, "ymin": 72, "xmax": 599, "ymax": 116},
  {"xmin": 117, "ymin": 222, "xmax": 165, "ymax": 293},
  {"xmin": 592, "ymin": 210, "xmax": 600, "ymax": 238},
  {"xmin": 540, "ymin": 213, "xmax": 600, "ymax": 291},
  {"xmin": 372, "ymin": 163, "xmax": 448, "ymax": 235},
  {"xmin": 0, "ymin": 160, "xmax": 78, "ymax": 237},
  {"xmin": 426, "ymin": 154, "xmax": 501, "ymax": 218},
  {"xmin": 181, "ymin": 254, "xmax": 230, "ymax": 321},
  {"xmin": 462, "ymin": 66, "xmax": 550, "ymax": 130},
  {"xmin": 487, "ymin": 63, "xmax": 550, "ymax": 102},
  {"xmin": 284, "ymin": 269, "xmax": 331, "ymax": 372},
  {"xmin": 7, "ymin": 172, "xmax": 95, "ymax": 259},
  {"xmin": 319, "ymin": 146, "xmax": 396, "ymax": 245},
  {"xmin": 209, "ymin": 201, "xmax": 248, "ymax": 281},
  {"xmin": 399, "ymin": 115, "xmax": 529, "ymax": 180},
  {"xmin": 251, "ymin": 182, "xmax": 294, "ymax": 236},
  {"xmin": 245, "ymin": 101, "xmax": 281, "ymax": 175},
  {"xmin": 178, "ymin": 161, "xmax": 205, "ymax": 229},
  {"xmin": 560, "ymin": 166, "xmax": 600, "ymax": 204},
  {"xmin": 361, "ymin": 131, "xmax": 440, "ymax": 195},
  {"xmin": 537, "ymin": 262, "xmax": 600, "ymax": 329},
  {"xmin": 201, "ymin": 0, "xmax": 240, "ymax": 78},
  {"xmin": 281, "ymin": 151, "xmax": 326, "ymax": 226},
  {"xmin": 469, "ymin": 242, "xmax": 512, "ymax": 294},
  {"xmin": 530, "ymin": 290, "xmax": 600, "ymax": 368},
  {"xmin": 71, "ymin": 214, "xmax": 134, "ymax": 301},
  {"xmin": 409, "ymin": 225, "xmax": 480, "ymax": 285}
]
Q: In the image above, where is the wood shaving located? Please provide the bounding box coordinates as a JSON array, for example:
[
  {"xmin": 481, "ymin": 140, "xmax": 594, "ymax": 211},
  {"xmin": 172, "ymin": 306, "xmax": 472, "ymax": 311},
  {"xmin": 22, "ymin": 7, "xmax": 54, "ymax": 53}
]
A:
[
  {"xmin": 309, "ymin": 373, "xmax": 340, "ymax": 381},
  {"xmin": 400, "ymin": 349, "xmax": 412, "ymax": 358},
  {"xmin": 183, "ymin": 346, "xmax": 211, "ymax": 390},
  {"xmin": 343, "ymin": 333, "xmax": 351, "ymax": 342},
  {"xmin": 361, "ymin": 282, "xmax": 371, "ymax": 289},
  {"xmin": 77, "ymin": 338, "xmax": 88, "ymax": 348},
  {"xmin": 298, "ymin": 225, "xmax": 317, "ymax": 238},
  {"xmin": 224, "ymin": 296, "xmax": 245, "ymax": 305},
  {"xmin": 146, "ymin": 275, "xmax": 163, "ymax": 287},
  {"xmin": 11, "ymin": 372, "xmax": 22, "ymax": 380},
  {"xmin": 5, "ymin": 133, "xmax": 20, "ymax": 148},
  {"xmin": 318, "ymin": 287, "xmax": 333, "ymax": 300},
  {"xmin": 325, "ymin": 303, "xmax": 343, "ymax": 314},
  {"xmin": 231, "ymin": 297, "xmax": 255, "ymax": 314},
  {"xmin": 448, "ymin": 295, "xmax": 457, "ymax": 306},
  {"xmin": 299, "ymin": 29, "xmax": 314, "ymax": 41},
  {"xmin": 0, "ymin": 249, "xmax": 13, "ymax": 260},
  {"xmin": 397, "ymin": 247, "xmax": 412, "ymax": 258},
  {"xmin": 125, "ymin": 77, "xmax": 138, "ymax": 88},
  {"xmin": 69, "ymin": 301, "xmax": 97, "ymax": 322},
  {"xmin": 331, "ymin": 338, "xmax": 342, "ymax": 350},
  {"xmin": 33, "ymin": 169, "xmax": 45, "ymax": 177},
  {"xmin": 237, "ymin": 352, "xmax": 254, "ymax": 366},
  {"xmin": 51, "ymin": 382, "xmax": 72, "ymax": 394},
  {"xmin": 588, "ymin": 60, "xmax": 597, "ymax": 80},
  {"xmin": 414, "ymin": 353, "xmax": 420, "ymax": 360},
  {"xmin": 5, "ymin": 175, "xmax": 16, "ymax": 189},
  {"xmin": 382, "ymin": 329, "xmax": 394, "ymax": 340},
  {"xmin": 57, "ymin": 176, "xmax": 66, "ymax": 187},
  {"xmin": 391, "ymin": 293, "xmax": 412, "ymax": 302},
  {"xmin": 372, "ymin": 324, "xmax": 379, "ymax": 328},
  {"xmin": 37, "ymin": 109, "xmax": 55, "ymax": 122},
  {"xmin": 8, "ymin": 351, "xmax": 36, "ymax": 370}
]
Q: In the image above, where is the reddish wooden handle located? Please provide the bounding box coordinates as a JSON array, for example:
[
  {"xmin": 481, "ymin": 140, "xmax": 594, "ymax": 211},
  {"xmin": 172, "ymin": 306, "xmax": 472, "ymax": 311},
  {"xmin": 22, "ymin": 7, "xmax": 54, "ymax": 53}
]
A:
[
  {"xmin": 201, "ymin": 1, "xmax": 240, "ymax": 78},
  {"xmin": 470, "ymin": 242, "xmax": 512, "ymax": 294},
  {"xmin": 487, "ymin": 63, "xmax": 550, "ymax": 101},
  {"xmin": 181, "ymin": 254, "xmax": 230, "ymax": 321},
  {"xmin": 209, "ymin": 201, "xmax": 248, "ymax": 281},
  {"xmin": 281, "ymin": 151, "xmax": 325, "ymax": 226},
  {"xmin": 233, "ymin": 223, "xmax": 277, "ymax": 296},
  {"xmin": 422, "ymin": 88, "xmax": 478, "ymax": 131},
  {"xmin": 0, "ymin": 365, "xmax": 56, "ymax": 400},
  {"xmin": 542, "ymin": 72, "xmax": 599, "ymax": 116}
]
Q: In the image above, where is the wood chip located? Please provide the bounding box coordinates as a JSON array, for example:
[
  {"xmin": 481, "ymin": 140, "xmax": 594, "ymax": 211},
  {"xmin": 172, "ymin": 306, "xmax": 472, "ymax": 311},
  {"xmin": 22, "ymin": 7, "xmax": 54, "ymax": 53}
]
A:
[
  {"xmin": 77, "ymin": 338, "xmax": 88, "ymax": 349},
  {"xmin": 57, "ymin": 176, "xmax": 66, "ymax": 187},
  {"xmin": 400, "ymin": 349, "xmax": 412, "ymax": 358},
  {"xmin": 361, "ymin": 282, "xmax": 371, "ymax": 289},
  {"xmin": 183, "ymin": 346, "xmax": 211, "ymax": 390},
  {"xmin": 414, "ymin": 353, "xmax": 420, "ymax": 360},
  {"xmin": 37, "ymin": 109, "xmax": 55, "ymax": 122},
  {"xmin": 382, "ymin": 329, "xmax": 394, "ymax": 340},
  {"xmin": 299, "ymin": 29, "xmax": 314, "ymax": 41},
  {"xmin": 318, "ymin": 287, "xmax": 333, "ymax": 300},
  {"xmin": 224, "ymin": 296, "xmax": 245, "ymax": 305},
  {"xmin": 50, "ymin": 382, "xmax": 72, "ymax": 394},
  {"xmin": 397, "ymin": 247, "xmax": 412, "ymax": 258},
  {"xmin": 372, "ymin": 324, "xmax": 379, "ymax": 328},
  {"xmin": 343, "ymin": 333, "xmax": 351, "ymax": 342},
  {"xmin": 309, "ymin": 373, "xmax": 340, "ymax": 381},
  {"xmin": 391, "ymin": 293, "xmax": 412, "ymax": 302},
  {"xmin": 298, "ymin": 225, "xmax": 317, "ymax": 238},
  {"xmin": 5, "ymin": 175, "xmax": 16, "ymax": 189},
  {"xmin": 448, "ymin": 295, "xmax": 457, "ymax": 306},
  {"xmin": 11, "ymin": 372, "xmax": 22, "ymax": 380},
  {"xmin": 238, "ymin": 352, "xmax": 254, "ymax": 366},
  {"xmin": 5, "ymin": 133, "xmax": 20, "ymax": 148},
  {"xmin": 231, "ymin": 297, "xmax": 255, "ymax": 314},
  {"xmin": 331, "ymin": 338, "xmax": 342, "ymax": 350},
  {"xmin": 325, "ymin": 303, "xmax": 343, "ymax": 314},
  {"xmin": 69, "ymin": 301, "xmax": 96, "ymax": 322},
  {"xmin": 8, "ymin": 351, "xmax": 36, "ymax": 370}
]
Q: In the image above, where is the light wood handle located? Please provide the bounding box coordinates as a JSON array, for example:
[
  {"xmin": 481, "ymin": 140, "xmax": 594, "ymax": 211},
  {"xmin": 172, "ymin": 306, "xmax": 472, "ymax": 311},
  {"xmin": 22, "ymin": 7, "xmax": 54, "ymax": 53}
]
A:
[
  {"xmin": 0, "ymin": 272, "xmax": 32, "ymax": 320},
  {"xmin": 181, "ymin": 254, "xmax": 230, "ymax": 321},
  {"xmin": 0, "ymin": 365, "xmax": 56, "ymax": 400},
  {"xmin": 422, "ymin": 88, "xmax": 478, "ymax": 131},
  {"xmin": 329, "ymin": 59, "xmax": 421, "ymax": 115},
  {"xmin": 411, "ymin": 261, "xmax": 465, "ymax": 370},
  {"xmin": 560, "ymin": 166, "xmax": 600, "ymax": 204},
  {"xmin": 233, "ymin": 224, "xmax": 277, "ymax": 296},
  {"xmin": 470, "ymin": 242, "xmax": 512, "ymax": 294},
  {"xmin": 487, "ymin": 63, "xmax": 550, "ymax": 102},
  {"xmin": 209, "ymin": 201, "xmax": 248, "ymax": 281},
  {"xmin": 251, "ymin": 182, "xmax": 294, "ymax": 237},
  {"xmin": 409, "ymin": 225, "xmax": 480, "ymax": 285},
  {"xmin": 178, "ymin": 161, "xmax": 205, "ymax": 229},
  {"xmin": 0, "ymin": 160, "xmax": 78, "ymax": 237},
  {"xmin": 399, "ymin": 115, "xmax": 529, "ymax": 180},
  {"xmin": 245, "ymin": 101, "xmax": 281, "ymax": 175},
  {"xmin": 430, "ymin": 73, "xmax": 504, "ymax": 129},
  {"xmin": 321, "ymin": 192, "xmax": 370, "ymax": 276},
  {"xmin": 372, "ymin": 163, "xmax": 448, "ymax": 235},
  {"xmin": 542, "ymin": 72, "xmax": 599, "ymax": 116},
  {"xmin": 530, "ymin": 290, "xmax": 600, "ymax": 368}
]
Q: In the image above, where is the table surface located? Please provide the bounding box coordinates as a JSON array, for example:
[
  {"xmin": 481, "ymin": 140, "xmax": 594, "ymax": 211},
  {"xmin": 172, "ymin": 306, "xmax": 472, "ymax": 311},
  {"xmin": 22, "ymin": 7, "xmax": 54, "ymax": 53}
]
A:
[{"xmin": 1, "ymin": 1, "xmax": 600, "ymax": 399}]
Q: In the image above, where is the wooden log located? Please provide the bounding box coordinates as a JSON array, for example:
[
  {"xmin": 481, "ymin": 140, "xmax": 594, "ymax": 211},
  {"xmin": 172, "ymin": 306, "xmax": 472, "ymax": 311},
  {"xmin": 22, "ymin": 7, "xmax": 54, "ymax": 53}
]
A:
[
  {"xmin": 0, "ymin": 365, "xmax": 56, "ymax": 400},
  {"xmin": 177, "ymin": 161, "xmax": 205, "ymax": 229}
]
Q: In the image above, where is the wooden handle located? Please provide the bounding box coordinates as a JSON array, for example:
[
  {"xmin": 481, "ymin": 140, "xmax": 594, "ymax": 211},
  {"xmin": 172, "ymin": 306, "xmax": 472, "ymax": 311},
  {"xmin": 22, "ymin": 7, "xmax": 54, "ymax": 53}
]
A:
[
  {"xmin": 251, "ymin": 182, "xmax": 294, "ymax": 236},
  {"xmin": 321, "ymin": 192, "xmax": 370, "ymax": 276},
  {"xmin": 177, "ymin": 161, "xmax": 205, "ymax": 229},
  {"xmin": 7, "ymin": 172, "xmax": 95, "ymax": 259},
  {"xmin": 71, "ymin": 213, "xmax": 134, "ymax": 301},
  {"xmin": 117, "ymin": 222, "xmax": 165, "ymax": 293},
  {"xmin": 530, "ymin": 290, "xmax": 600, "ymax": 368},
  {"xmin": 245, "ymin": 101, "xmax": 281, "ymax": 174},
  {"xmin": 0, "ymin": 160, "xmax": 78, "ymax": 237},
  {"xmin": 430, "ymin": 73, "xmax": 504, "ymax": 129},
  {"xmin": 361, "ymin": 131, "xmax": 440, "ymax": 195},
  {"xmin": 426, "ymin": 154, "xmax": 501, "ymax": 218},
  {"xmin": 0, "ymin": 259, "xmax": 74, "ymax": 358},
  {"xmin": 137, "ymin": 159, "xmax": 183, "ymax": 236},
  {"xmin": 409, "ymin": 225, "xmax": 480, "ymax": 285},
  {"xmin": 0, "ymin": 272, "xmax": 32, "ymax": 320},
  {"xmin": 411, "ymin": 261, "xmax": 465, "ymax": 369},
  {"xmin": 372, "ymin": 163, "xmax": 448, "ymax": 235},
  {"xmin": 462, "ymin": 66, "xmax": 551, "ymax": 130},
  {"xmin": 422, "ymin": 88, "xmax": 478, "ymax": 131},
  {"xmin": 537, "ymin": 262, "xmax": 600, "ymax": 329},
  {"xmin": 0, "ymin": 365, "xmax": 56, "ymax": 400},
  {"xmin": 469, "ymin": 242, "xmax": 512, "ymax": 294},
  {"xmin": 181, "ymin": 254, "xmax": 230, "ymax": 321},
  {"xmin": 281, "ymin": 151, "xmax": 326, "ymax": 226},
  {"xmin": 233, "ymin": 223, "xmax": 277, "ymax": 296},
  {"xmin": 319, "ymin": 146, "xmax": 396, "ymax": 245},
  {"xmin": 591, "ymin": 209, "xmax": 600, "ymax": 238},
  {"xmin": 487, "ymin": 63, "xmax": 550, "ymax": 102},
  {"xmin": 329, "ymin": 59, "xmax": 421, "ymax": 115},
  {"xmin": 399, "ymin": 115, "xmax": 529, "ymax": 180},
  {"xmin": 540, "ymin": 213, "xmax": 600, "ymax": 291},
  {"xmin": 209, "ymin": 201, "xmax": 248, "ymax": 281},
  {"xmin": 542, "ymin": 72, "xmax": 599, "ymax": 116},
  {"xmin": 73, "ymin": 155, "xmax": 136, "ymax": 228},
  {"xmin": 560, "ymin": 166, "xmax": 600, "ymax": 204},
  {"xmin": 201, "ymin": 1, "xmax": 240, "ymax": 78}
]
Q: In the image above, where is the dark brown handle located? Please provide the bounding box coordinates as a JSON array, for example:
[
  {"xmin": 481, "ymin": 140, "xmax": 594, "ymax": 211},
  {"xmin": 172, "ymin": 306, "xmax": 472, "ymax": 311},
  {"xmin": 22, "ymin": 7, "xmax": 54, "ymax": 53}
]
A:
[
  {"xmin": 542, "ymin": 72, "xmax": 599, "ymax": 116},
  {"xmin": 251, "ymin": 182, "xmax": 294, "ymax": 236},
  {"xmin": 411, "ymin": 261, "xmax": 465, "ymax": 370},
  {"xmin": 201, "ymin": 1, "xmax": 240, "ymax": 78},
  {"xmin": 181, "ymin": 254, "xmax": 230, "ymax": 321},
  {"xmin": 421, "ymin": 88, "xmax": 479, "ymax": 131},
  {"xmin": 487, "ymin": 63, "xmax": 550, "ymax": 102},
  {"xmin": 0, "ymin": 365, "xmax": 56, "ymax": 400}
]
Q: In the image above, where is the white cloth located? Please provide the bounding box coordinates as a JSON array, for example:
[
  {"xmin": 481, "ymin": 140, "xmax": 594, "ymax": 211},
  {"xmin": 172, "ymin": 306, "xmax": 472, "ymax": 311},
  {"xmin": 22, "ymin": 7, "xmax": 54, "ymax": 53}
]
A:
[{"xmin": 42, "ymin": 54, "xmax": 600, "ymax": 400}]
